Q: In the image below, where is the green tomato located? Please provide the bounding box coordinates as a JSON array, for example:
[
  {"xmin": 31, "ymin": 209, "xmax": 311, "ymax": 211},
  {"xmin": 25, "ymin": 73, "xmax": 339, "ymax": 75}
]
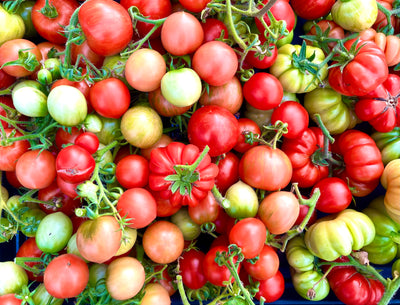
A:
[
  {"xmin": 392, "ymin": 258, "xmax": 400, "ymax": 277},
  {"xmin": 12, "ymin": 80, "xmax": 48, "ymax": 117},
  {"xmin": 171, "ymin": 207, "xmax": 201, "ymax": 241},
  {"xmin": 286, "ymin": 236, "xmax": 315, "ymax": 273},
  {"xmin": 224, "ymin": 180, "xmax": 259, "ymax": 219},
  {"xmin": 0, "ymin": 5, "xmax": 25, "ymax": 46},
  {"xmin": 94, "ymin": 116, "xmax": 121, "ymax": 145},
  {"xmin": 161, "ymin": 68, "xmax": 202, "ymax": 107},
  {"xmin": 0, "ymin": 217, "xmax": 15, "ymax": 243},
  {"xmin": 88, "ymin": 263, "xmax": 107, "ymax": 288},
  {"xmin": 47, "ymin": 85, "xmax": 87, "ymax": 127},
  {"xmin": 0, "ymin": 261, "xmax": 28, "ymax": 295},
  {"xmin": 276, "ymin": 29, "xmax": 294, "ymax": 48},
  {"xmin": 292, "ymin": 269, "xmax": 330, "ymax": 301},
  {"xmin": 331, "ymin": 0, "xmax": 378, "ymax": 32},
  {"xmin": 304, "ymin": 88, "xmax": 359, "ymax": 135},
  {"xmin": 15, "ymin": 0, "xmax": 38, "ymax": 39},
  {"xmin": 32, "ymin": 283, "xmax": 64, "ymax": 305},
  {"xmin": 270, "ymin": 44, "xmax": 328, "ymax": 93},
  {"xmin": 371, "ymin": 127, "xmax": 400, "ymax": 165},
  {"xmin": 102, "ymin": 54, "xmax": 131, "ymax": 89},
  {"xmin": 20, "ymin": 208, "xmax": 47, "ymax": 237},
  {"xmin": 36, "ymin": 211, "xmax": 73, "ymax": 253},
  {"xmin": 67, "ymin": 233, "xmax": 88, "ymax": 262},
  {"xmin": 84, "ymin": 113, "xmax": 104, "ymax": 134}
]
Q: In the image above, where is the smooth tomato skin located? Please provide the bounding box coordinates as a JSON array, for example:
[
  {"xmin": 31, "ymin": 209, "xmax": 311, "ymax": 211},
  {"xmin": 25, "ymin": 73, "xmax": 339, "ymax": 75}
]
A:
[
  {"xmin": 213, "ymin": 151, "xmax": 240, "ymax": 194},
  {"xmin": 245, "ymin": 42, "xmax": 278, "ymax": 69},
  {"xmin": 0, "ymin": 69, "xmax": 16, "ymax": 89},
  {"xmin": 44, "ymin": 253, "xmax": 89, "ymax": 299},
  {"xmin": 125, "ymin": 48, "xmax": 166, "ymax": 92},
  {"xmin": 188, "ymin": 190, "xmax": 220, "ymax": 225},
  {"xmin": 78, "ymin": 0, "xmax": 133, "ymax": 56},
  {"xmin": 255, "ymin": 0, "xmax": 296, "ymax": 33},
  {"xmin": 290, "ymin": 0, "xmax": 335, "ymax": 19},
  {"xmin": 0, "ymin": 294, "xmax": 21, "ymax": 305},
  {"xmin": 0, "ymin": 39, "xmax": 42, "ymax": 77},
  {"xmin": 141, "ymin": 134, "xmax": 173, "ymax": 160},
  {"xmin": 74, "ymin": 132, "xmax": 100, "ymax": 155},
  {"xmin": 271, "ymin": 101, "xmax": 309, "ymax": 139},
  {"xmin": 117, "ymin": 188, "xmax": 157, "ymax": 229},
  {"xmin": 239, "ymin": 145, "xmax": 292, "ymax": 191},
  {"xmin": 201, "ymin": 18, "xmax": 229, "ymax": 43},
  {"xmin": 243, "ymin": 244, "xmax": 280, "ymax": 280},
  {"xmin": 116, "ymin": 154, "xmax": 149, "ymax": 188},
  {"xmin": 0, "ymin": 5, "xmax": 25, "ymax": 46},
  {"xmin": 229, "ymin": 218, "xmax": 267, "ymax": 259},
  {"xmin": 243, "ymin": 72, "xmax": 283, "ymax": 110},
  {"xmin": 192, "ymin": 41, "xmax": 238, "ymax": 86},
  {"xmin": 71, "ymin": 40, "xmax": 104, "ymax": 68},
  {"xmin": 140, "ymin": 283, "xmax": 171, "ymax": 305},
  {"xmin": 148, "ymin": 87, "xmax": 191, "ymax": 117},
  {"xmin": 258, "ymin": 191, "xmax": 300, "ymax": 235},
  {"xmin": 161, "ymin": 11, "xmax": 204, "ymax": 56},
  {"xmin": 179, "ymin": 249, "xmax": 207, "ymax": 290},
  {"xmin": 188, "ymin": 105, "xmax": 240, "ymax": 157},
  {"xmin": 0, "ymin": 129, "xmax": 30, "ymax": 172},
  {"xmin": 179, "ymin": 0, "xmax": 211, "ymax": 12},
  {"xmin": 312, "ymin": 177, "xmax": 353, "ymax": 213},
  {"xmin": 89, "ymin": 78, "xmax": 130, "ymax": 119},
  {"xmin": 142, "ymin": 220, "xmax": 184, "ymax": 264},
  {"xmin": 233, "ymin": 118, "xmax": 261, "ymax": 153},
  {"xmin": 31, "ymin": 0, "xmax": 79, "ymax": 44},
  {"xmin": 254, "ymin": 270, "xmax": 285, "ymax": 302},
  {"xmin": 16, "ymin": 150, "xmax": 56, "ymax": 189},
  {"xmin": 56, "ymin": 175, "xmax": 80, "ymax": 199},
  {"xmin": 293, "ymin": 203, "xmax": 318, "ymax": 227},
  {"xmin": 16, "ymin": 237, "xmax": 44, "ymax": 282}
]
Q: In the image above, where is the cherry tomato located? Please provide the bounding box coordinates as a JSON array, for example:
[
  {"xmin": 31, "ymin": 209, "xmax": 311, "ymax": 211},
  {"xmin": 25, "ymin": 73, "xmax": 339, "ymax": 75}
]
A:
[
  {"xmin": 243, "ymin": 244, "xmax": 280, "ymax": 280},
  {"xmin": 313, "ymin": 177, "xmax": 353, "ymax": 213},
  {"xmin": 179, "ymin": 249, "xmax": 207, "ymax": 289}
]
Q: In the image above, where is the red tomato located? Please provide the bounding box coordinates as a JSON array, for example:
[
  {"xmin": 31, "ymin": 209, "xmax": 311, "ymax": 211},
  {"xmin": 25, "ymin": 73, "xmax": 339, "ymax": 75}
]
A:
[
  {"xmin": 293, "ymin": 203, "xmax": 318, "ymax": 227},
  {"xmin": 201, "ymin": 18, "xmax": 229, "ymax": 43},
  {"xmin": 37, "ymin": 41, "xmax": 65, "ymax": 61},
  {"xmin": 16, "ymin": 237, "xmax": 44, "ymax": 282},
  {"xmin": 160, "ymin": 11, "xmax": 204, "ymax": 56},
  {"xmin": 140, "ymin": 134, "xmax": 173, "ymax": 160},
  {"xmin": 149, "ymin": 87, "xmax": 191, "ymax": 117},
  {"xmin": 44, "ymin": 253, "xmax": 89, "ymax": 298},
  {"xmin": 0, "ymin": 39, "xmax": 42, "ymax": 77},
  {"xmin": 244, "ymin": 41, "xmax": 278, "ymax": 69},
  {"xmin": 213, "ymin": 152, "xmax": 240, "ymax": 194},
  {"xmin": 5, "ymin": 170, "xmax": 23, "ymax": 189},
  {"xmin": 306, "ymin": 20, "xmax": 345, "ymax": 51},
  {"xmin": 0, "ymin": 294, "xmax": 21, "ymax": 305},
  {"xmin": 254, "ymin": 270, "xmax": 285, "ymax": 302},
  {"xmin": 54, "ymin": 126, "xmax": 83, "ymax": 150},
  {"xmin": 117, "ymin": 188, "xmax": 157, "ymax": 229},
  {"xmin": 151, "ymin": 189, "xmax": 181, "ymax": 217},
  {"xmin": 150, "ymin": 265, "xmax": 176, "ymax": 296},
  {"xmin": 0, "ymin": 69, "xmax": 16, "ymax": 89},
  {"xmin": 188, "ymin": 190, "xmax": 220, "ymax": 225},
  {"xmin": 239, "ymin": 145, "xmax": 292, "ymax": 191},
  {"xmin": 271, "ymin": 101, "xmax": 309, "ymax": 139},
  {"xmin": 78, "ymin": 0, "xmax": 133, "ymax": 56},
  {"xmin": 0, "ymin": 129, "xmax": 30, "ymax": 172},
  {"xmin": 115, "ymin": 154, "xmax": 149, "ymax": 189},
  {"xmin": 179, "ymin": 249, "xmax": 207, "ymax": 289},
  {"xmin": 188, "ymin": 105, "xmax": 240, "ymax": 157},
  {"xmin": 31, "ymin": 0, "xmax": 79, "ymax": 44},
  {"xmin": 290, "ymin": 0, "xmax": 335, "ymax": 20},
  {"xmin": 56, "ymin": 175, "xmax": 80, "ymax": 199},
  {"xmin": 233, "ymin": 118, "xmax": 261, "ymax": 153},
  {"xmin": 243, "ymin": 72, "xmax": 283, "ymax": 110},
  {"xmin": 243, "ymin": 244, "xmax": 279, "ymax": 280},
  {"xmin": 178, "ymin": 0, "xmax": 211, "ymax": 12},
  {"xmin": 255, "ymin": 0, "xmax": 296, "ymax": 33},
  {"xmin": 16, "ymin": 150, "xmax": 56, "ymax": 189},
  {"xmin": 192, "ymin": 41, "xmax": 238, "ymax": 86},
  {"xmin": 74, "ymin": 132, "xmax": 100, "ymax": 155},
  {"xmin": 71, "ymin": 40, "xmax": 105, "ymax": 68},
  {"xmin": 313, "ymin": 177, "xmax": 353, "ymax": 213},
  {"xmin": 89, "ymin": 78, "xmax": 130, "ymax": 119},
  {"xmin": 229, "ymin": 218, "xmax": 267, "ymax": 259},
  {"xmin": 56, "ymin": 144, "xmax": 96, "ymax": 184}
]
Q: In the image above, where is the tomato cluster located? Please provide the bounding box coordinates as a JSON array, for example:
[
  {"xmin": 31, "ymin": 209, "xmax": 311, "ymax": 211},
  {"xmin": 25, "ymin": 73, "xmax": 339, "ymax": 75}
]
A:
[{"xmin": 1, "ymin": 0, "xmax": 400, "ymax": 304}]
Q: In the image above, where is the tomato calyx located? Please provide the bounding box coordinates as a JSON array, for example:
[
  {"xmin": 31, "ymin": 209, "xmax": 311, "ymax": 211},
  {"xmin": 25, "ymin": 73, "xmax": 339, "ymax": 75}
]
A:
[
  {"xmin": 2, "ymin": 0, "xmax": 25, "ymax": 14},
  {"xmin": 0, "ymin": 48, "xmax": 40, "ymax": 72},
  {"xmin": 37, "ymin": 0, "xmax": 59, "ymax": 19},
  {"xmin": 376, "ymin": 2, "xmax": 400, "ymax": 35}
]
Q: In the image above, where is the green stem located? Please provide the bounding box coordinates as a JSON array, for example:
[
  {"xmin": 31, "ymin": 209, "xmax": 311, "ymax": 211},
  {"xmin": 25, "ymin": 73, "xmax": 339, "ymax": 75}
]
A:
[
  {"xmin": 211, "ymin": 185, "xmax": 230, "ymax": 209},
  {"xmin": 176, "ymin": 275, "xmax": 191, "ymax": 305},
  {"xmin": 225, "ymin": 0, "xmax": 247, "ymax": 50},
  {"xmin": 14, "ymin": 257, "xmax": 44, "ymax": 274},
  {"xmin": 39, "ymin": 0, "xmax": 58, "ymax": 18},
  {"xmin": 253, "ymin": 0, "xmax": 278, "ymax": 19},
  {"xmin": 379, "ymin": 277, "xmax": 400, "ymax": 305}
]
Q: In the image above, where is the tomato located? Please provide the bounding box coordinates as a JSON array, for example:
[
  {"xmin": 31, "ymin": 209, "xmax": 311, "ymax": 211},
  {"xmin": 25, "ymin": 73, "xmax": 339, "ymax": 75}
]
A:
[
  {"xmin": 201, "ymin": 18, "xmax": 229, "ymax": 43},
  {"xmin": 239, "ymin": 145, "xmax": 292, "ymax": 191},
  {"xmin": 178, "ymin": 0, "xmax": 210, "ymax": 12},
  {"xmin": 37, "ymin": 41, "xmax": 65, "ymax": 61},
  {"xmin": 161, "ymin": 11, "xmax": 204, "ymax": 56},
  {"xmin": 0, "ymin": 129, "xmax": 30, "ymax": 172},
  {"xmin": 11, "ymin": 80, "xmax": 48, "ymax": 117},
  {"xmin": 254, "ymin": 270, "xmax": 285, "ymax": 302},
  {"xmin": 151, "ymin": 190, "xmax": 181, "ymax": 217},
  {"xmin": 331, "ymin": 0, "xmax": 378, "ymax": 32},
  {"xmin": 202, "ymin": 245, "xmax": 240, "ymax": 286},
  {"xmin": 258, "ymin": 191, "xmax": 300, "ymax": 235},
  {"xmin": 171, "ymin": 207, "xmax": 201, "ymax": 240},
  {"xmin": 229, "ymin": 218, "xmax": 267, "ymax": 259},
  {"xmin": 56, "ymin": 144, "xmax": 95, "ymax": 183},
  {"xmin": 141, "ymin": 134, "xmax": 173, "ymax": 160},
  {"xmin": 312, "ymin": 177, "xmax": 353, "ymax": 213},
  {"xmin": 121, "ymin": 105, "xmax": 163, "ymax": 149},
  {"xmin": 290, "ymin": 0, "xmax": 335, "ymax": 20},
  {"xmin": 120, "ymin": 0, "xmax": 172, "ymax": 39},
  {"xmin": 78, "ymin": 0, "xmax": 133, "ymax": 56},
  {"xmin": 244, "ymin": 40, "xmax": 278, "ymax": 70},
  {"xmin": 188, "ymin": 190, "xmax": 220, "ymax": 225},
  {"xmin": 199, "ymin": 76, "xmax": 243, "ymax": 114},
  {"xmin": 160, "ymin": 68, "xmax": 202, "ymax": 107},
  {"xmin": 124, "ymin": 48, "xmax": 166, "ymax": 92},
  {"xmin": 243, "ymin": 244, "xmax": 279, "ymax": 280},
  {"xmin": 115, "ymin": 154, "xmax": 149, "ymax": 189},
  {"xmin": 0, "ymin": 6, "xmax": 25, "ymax": 46},
  {"xmin": 0, "ymin": 261, "xmax": 28, "ymax": 295},
  {"xmin": 140, "ymin": 283, "xmax": 171, "ymax": 305},
  {"xmin": 106, "ymin": 256, "xmax": 145, "ymax": 300},
  {"xmin": 70, "ymin": 39, "xmax": 104, "ymax": 69},
  {"xmin": 179, "ymin": 249, "xmax": 207, "ymax": 289},
  {"xmin": 15, "ymin": 149, "xmax": 56, "ymax": 189},
  {"xmin": 142, "ymin": 220, "xmax": 184, "ymax": 264},
  {"xmin": 224, "ymin": 180, "xmax": 259, "ymax": 219},
  {"xmin": 188, "ymin": 105, "xmax": 240, "ymax": 157},
  {"xmin": 32, "ymin": 283, "xmax": 63, "ymax": 305},
  {"xmin": 0, "ymin": 69, "xmax": 15, "ymax": 89},
  {"xmin": 328, "ymin": 39, "xmax": 388, "ymax": 97},
  {"xmin": 89, "ymin": 78, "xmax": 130, "ymax": 119},
  {"xmin": 242, "ymin": 72, "xmax": 283, "ymax": 110},
  {"xmin": 47, "ymin": 85, "xmax": 87, "ymax": 127},
  {"xmin": 117, "ymin": 188, "xmax": 157, "ymax": 229},
  {"xmin": 149, "ymin": 87, "xmax": 191, "ymax": 117},
  {"xmin": 192, "ymin": 41, "xmax": 238, "ymax": 87},
  {"xmin": 74, "ymin": 132, "xmax": 99, "ymax": 155},
  {"xmin": 255, "ymin": 0, "xmax": 296, "ymax": 33},
  {"xmin": 271, "ymin": 101, "xmax": 309, "ymax": 139},
  {"xmin": 0, "ymin": 38, "xmax": 42, "ymax": 77},
  {"xmin": 44, "ymin": 253, "xmax": 89, "ymax": 299},
  {"xmin": 94, "ymin": 116, "xmax": 121, "ymax": 145},
  {"xmin": 213, "ymin": 151, "xmax": 240, "ymax": 194},
  {"xmin": 31, "ymin": 0, "xmax": 79, "ymax": 44},
  {"xmin": 76, "ymin": 216, "xmax": 122, "ymax": 264},
  {"xmin": 306, "ymin": 20, "xmax": 345, "ymax": 52},
  {"xmin": 16, "ymin": 237, "xmax": 44, "ymax": 282},
  {"xmin": 54, "ymin": 127, "xmax": 83, "ymax": 150},
  {"xmin": 0, "ymin": 294, "xmax": 21, "ymax": 305}
]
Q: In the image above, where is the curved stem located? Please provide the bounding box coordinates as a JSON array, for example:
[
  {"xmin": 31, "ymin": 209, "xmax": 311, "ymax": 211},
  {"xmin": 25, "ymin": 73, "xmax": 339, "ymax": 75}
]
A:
[{"xmin": 211, "ymin": 185, "xmax": 230, "ymax": 209}]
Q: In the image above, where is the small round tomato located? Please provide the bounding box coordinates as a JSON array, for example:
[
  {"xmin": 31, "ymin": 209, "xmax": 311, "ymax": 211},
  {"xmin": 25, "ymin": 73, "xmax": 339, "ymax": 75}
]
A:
[
  {"xmin": 201, "ymin": 18, "xmax": 229, "ymax": 43},
  {"xmin": 0, "ymin": 261, "xmax": 28, "ymax": 295},
  {"xmin": 140, "ymin": 283, "xmax": 171, "ymax": 305},
  {"xmin": 148, "ymin": 87, "xmax": 191, "ymax": 117},
  {"xmin": 0, "ymin": 294, "xmax": 22, "ymax": 305},
  {"xmin": 16, "ymin": 237, "xmax": 44, "ymax": 282},
  {"xmin": 271, "ymin": 101, "xmax": 309, "ymax": 139},
  {"xmin": 179, "ymin": 249, "xmax": 207, "ymax": 289},
  {"xmin": 224, "ymin": 180, "xmax": 259, "ymax": 219},
  {"xmin": 0, "ymin": 129, "xmax": 30, "ymax": 172},
  {"xmin": 115, "ymin": 154, "xmax": 149, "ymax": 188},
  {"xmin": 243, "ymin": 244, "xmax": 280, "ymax": 280},
  {"xmin": 74, "ymin": 132, "xmax": 99, "ymax": 155},
  {"xmin": 233, "ymin": 117, "xmax": 261, "ymax": 153},
  {"xmin": 254, "ymin": 270, "xmax": 285, "ymax": 302},
  {"xmin": 188, "ymin": 191, "xmax": 220, "ymax": 225},
  {"xmin": 213, "ymin": 151, "xmax": 240, "ymax": 194},
  {"xmin": 243, "ymin": 72, "xmax": 283, "ymax": 110},
  {"xmin": 313, "ymin": 177, "xmax": 353, "ymax": 213}
]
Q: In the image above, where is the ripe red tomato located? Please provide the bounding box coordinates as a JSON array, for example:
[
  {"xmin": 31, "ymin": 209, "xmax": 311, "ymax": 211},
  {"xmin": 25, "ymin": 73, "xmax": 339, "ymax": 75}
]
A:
[
  {"xmin": 255, "ymin": 0, "xmax": 296, "ymax": 33},
  {"xmin": 271, "ymin": 101, "xmax": 309, "ymax": 139},
  {"xmin": 74, "ymin": 132, "xmax": 100, "ymax": 155},
  {"xmin": 0, "ymin": 294, "xmax": 22, "ymax": 305},
  {"xmin": 178, "ymin": 0, "xmax": 211, "ymax": 12},
  {"xmin": 243, "ymin": 72, "xmax": 283, "ymax": 110},
  {"xmin": 188, "ymin": 105, "xmax": 240, "ymax": 157},
  {"xmin": 213, "ymin": 151, "xmax": 240, "ymax": 194},
  {"xmin": 148, "ymin": 87, "xmax": 191, "ymax": 117},
  {"xmin": 0, "ymin": 129, "xmax": 30, "ymax": 172},
  {"xmin": 290, "ymin": 0, "xmax": 335, "ymax": 20},
  {"xmin": 254, "ymin": 270, "xmax": 285, "ymax": 302},
  {"xmin": 243, "ymin": 244, "xmax": 280, "ymax": 280},
  {"xmin": 245, "ymin": 41, "xmax": 278, "ymax": 69},
  {"xmin": 54, "ymin": 126, "xmax": 83, "ymax": 150},
  {"xmin": 115, "ymin": 154, "xmax": 149, "ymax": 189},
  {"xmin": 179, "ymin": 249, "xmax": 207, "ymax": 290},
  {"xmin": 233, "ymin": 118, "xmax": 261, "ymax": 153},
  {"xmin": 16, "ymin": 237, "xmax": 44, "ymax": 282},
  {"xmin": 201, "ymin": 18, "xmax": 229, "ymax": 43},
  {"xmin": 188, "ymin": 190, "xmax": 220, "ymax": 225},
  {"xmin": 71, "ymin": 40, "xmax": 105, "ymax": 68}
]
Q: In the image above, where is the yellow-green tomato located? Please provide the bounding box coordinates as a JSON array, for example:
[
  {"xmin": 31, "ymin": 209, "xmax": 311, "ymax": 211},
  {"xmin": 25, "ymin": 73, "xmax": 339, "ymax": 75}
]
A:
[
  {"xmin": 161, "ymin": 68, "xmax": 202, "ymax": 107},
  {"xmin": 171, "ymin": 207, "xmax": 201, "ymax": 241},
  {"xmin": 47, "ymin": 85, "xmax": 87, "ymax": 126},
  {"xmin": 121, "ymin": 105, "xmax": 163, "ymax": 149},
  {"xmin": 224, "ymin": 180, "xmax": 259, "ymax": 219},
  {"xmin": 331, "ymin": 0, "xmax": 378, "ymax": 32},
  {"xmin": 12, "ymin": 80, "xmax": 48, "ymax": 117},
  {"xmin": 0, "ymin": 261, "xmax": 28, "ymax": 295},
  {"xmin": 292, "ymin": 270, "xmax": 330, "ymax": 301},
  {"xmin": 0, "ymin": 6, "xmax": 25, "ymax": 46}
]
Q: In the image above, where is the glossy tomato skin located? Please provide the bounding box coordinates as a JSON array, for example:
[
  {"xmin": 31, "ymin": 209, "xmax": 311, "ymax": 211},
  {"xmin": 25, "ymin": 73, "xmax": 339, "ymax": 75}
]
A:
[
  {"xmin": 271, "ymin": 101, "xmax": 309, "ymax": 139},
  {"xmin": 16, "ymin": 237, "xmax": 44, "ymax": 282},
  {"xmin": 0, "ymin": 129, "xmax": 30, "ymax": 172},
  {"xmin": 255, "ymin": 0, "xmax": 296, "ymax": 33},
  {"xmin": 74, "ymin": 132, "xmax": 100, "ymax": 155},
  {"xmin": 188, "ymin": 105, "xmax": 240, "ymax": 157},
  {"xmin": 115, "ymin": 154, "xmax": 149, "ymax": 188},
  {"xmin": 243, "ymin": 244, "xmax": 280, "ymax": 280},
  {"xmin": 312, "ymin": 177, "xmax": 352, "ymax": 213},
  {"xmin": 78, "ymin": 0, "xmax": 133, "ymax": 56},
  {"xmin": 201, "ymin": 18, "xmax": 229, "ymax": 43},
  {"xmin": 213, "ymin": 151, "xmax": 240, "ymax": 194},
  {"xmin": 0, "ymin": 294, "xmax": 22, "ymax": 305},
  {"xmin": 233, "ymin": 118, "xmax": 261, "ymax": 154},
  {"xmin": 254, "ymin": 270, "xmax": 285, "ymax": 302},
  {"xmin": 31, "ymin": 0, "xmax": 79, "ymax": 44},
  {"xmin": 290, "ymin": 0, "xmax": 335, "ymax": 20},
  {"xmin": 149, "ymin": 87, "xmax": 191, "ymax": 117},
  {"xmin": 179, "ymin": 249, "xmax": 207, "ymax": 290},
  {"xmin": 188, "ymin": 190, "xmax": 220, "ymax": 225}
]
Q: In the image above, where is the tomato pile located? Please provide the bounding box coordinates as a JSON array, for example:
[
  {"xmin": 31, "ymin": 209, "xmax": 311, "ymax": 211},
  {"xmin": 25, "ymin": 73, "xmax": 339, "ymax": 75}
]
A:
[{"xmin": 2, "ymin": 0, "xmax": 400, "ymax": 304}]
